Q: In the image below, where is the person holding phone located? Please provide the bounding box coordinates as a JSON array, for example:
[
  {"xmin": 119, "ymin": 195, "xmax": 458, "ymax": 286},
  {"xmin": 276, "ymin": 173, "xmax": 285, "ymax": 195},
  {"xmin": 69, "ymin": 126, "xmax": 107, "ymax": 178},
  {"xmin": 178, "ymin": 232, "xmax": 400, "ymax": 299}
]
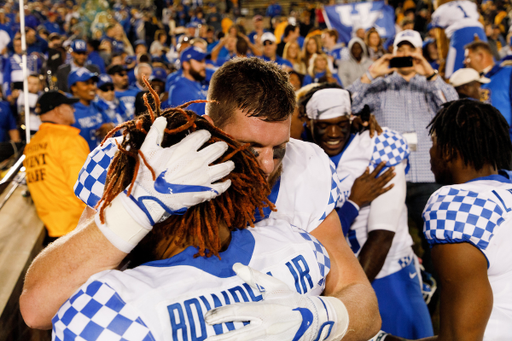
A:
[{"xmin": 347, "ymin": 30, "xmax": 458, "ymax": 314}]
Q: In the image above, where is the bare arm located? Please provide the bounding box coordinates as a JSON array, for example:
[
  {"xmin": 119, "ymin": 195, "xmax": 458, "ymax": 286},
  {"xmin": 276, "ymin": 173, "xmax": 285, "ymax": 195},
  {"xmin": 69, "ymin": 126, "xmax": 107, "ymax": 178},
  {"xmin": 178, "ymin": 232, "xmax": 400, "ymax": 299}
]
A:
[
  {"xmin": 383, "ymin": 242, "xmax": 492, "ymax": 341},
  {"xmin": 20, "ymin": 207, "xmax": 127, "ymax": 329},
  {"xmin": 358, "ymin": 230, "xmax": 395, "ymax": 282},
  {"xmin": 313, "ymin": 210, "xmax": 381, "ymax": 340},
  {"xmin": 211, "ymin": 37, "xmax": 226, "ymax": 62}
]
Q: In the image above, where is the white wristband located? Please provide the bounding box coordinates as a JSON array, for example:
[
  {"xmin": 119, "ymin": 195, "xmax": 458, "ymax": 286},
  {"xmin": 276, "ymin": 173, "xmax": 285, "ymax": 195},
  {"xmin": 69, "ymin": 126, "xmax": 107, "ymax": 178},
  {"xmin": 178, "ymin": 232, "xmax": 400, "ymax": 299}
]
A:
[
  {"xmin": 312, "ymin": 296, "xmax": 350, "ymax": 341},
  {"xmin": 95, "ymin": 194, "xmax": 153, "ymax": 253}
]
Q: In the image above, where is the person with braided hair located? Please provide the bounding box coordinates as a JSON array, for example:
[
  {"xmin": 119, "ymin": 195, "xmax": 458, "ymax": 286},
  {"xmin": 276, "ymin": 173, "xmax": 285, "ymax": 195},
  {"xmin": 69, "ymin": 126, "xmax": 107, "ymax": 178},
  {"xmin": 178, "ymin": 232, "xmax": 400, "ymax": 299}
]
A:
[
  {"xmin": 21, "ymin": 58, "xmax": 381, "ymax": 341},
  {"xmin": 382, "ymin": 99, "xmax": 512, "ymax": 340},
  {"xmin": 51, "ymin": 96, "xmax": 350, "ymax": 341}
]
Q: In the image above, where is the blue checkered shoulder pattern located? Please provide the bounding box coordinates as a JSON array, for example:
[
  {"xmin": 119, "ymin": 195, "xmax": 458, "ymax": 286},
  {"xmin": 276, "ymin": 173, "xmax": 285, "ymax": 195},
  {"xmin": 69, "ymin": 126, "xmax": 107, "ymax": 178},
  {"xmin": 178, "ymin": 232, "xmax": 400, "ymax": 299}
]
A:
[
  {"xmin": 52, "ymin": 280, "xmax": 155, "ymax": 341},
  {"xmin": 297, "ymin": 229, "xmax": 331, "ymax": 287},
  {"xmin": 423, "ymin": 187, "xmax": 505, "ymax": 250},
  {"xmin": 74, "ymin": 138, "xmax": 120, "ymax": 208},
  {"xmin": 322, "ymin": 160, "xmax": 344, "ymax": 221},
  {"xmin": 369, "ymin": 129, "xmax": 410, "ymax": 174}
]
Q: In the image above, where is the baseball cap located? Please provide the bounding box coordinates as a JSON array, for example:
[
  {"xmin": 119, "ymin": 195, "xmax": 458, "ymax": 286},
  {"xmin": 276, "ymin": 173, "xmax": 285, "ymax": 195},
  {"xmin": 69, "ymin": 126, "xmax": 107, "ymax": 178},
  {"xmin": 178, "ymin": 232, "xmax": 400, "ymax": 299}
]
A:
[
  {"xmin": 68, "ymin": 67, "xmax": 99, "ymax": 88},
  {"xmin": 125, "ymin": 55, "xmax": 136, "ymax": 65},
  {"xmin": 149, "ymin": 67, "xmax": 167, "ymax": 82},
  {"xmin": 107, "ymin": 64, "xmax": 126, "ymax": 75},
  {"xmin": 134, "ymin": 39, "xmax": 146, "ymax": 47},
  {"xmin": 306, "ymin": 89, "xmax": 352, "ymax": 120},
  {"xmin": 449, "ymin": 68, "xmax": 490, "ymax": 87},
  {"xmin": 35, "ymin": 91, "xmax": 79, "ymax": 115},
  {"xmin": 97, "ymin": 74, "xmax": 113, "ymax": 89},
  {"xmin": 70, "ymin": 39, "xmax": 87, "ymax": 53},
  {"xmin": 393, "ymin": 30, "xmax": 423, "ymax": 49},
  {"xmin": 261, "ymin": 32, "xmax": 276, "ymax": 44},
  {"xmin": 186, "ymin": 22, "xmax": 199, "ymax": 28},
  {"xmin": 180, "ymin": 46, "xmax": 206, "ymax": 63}
]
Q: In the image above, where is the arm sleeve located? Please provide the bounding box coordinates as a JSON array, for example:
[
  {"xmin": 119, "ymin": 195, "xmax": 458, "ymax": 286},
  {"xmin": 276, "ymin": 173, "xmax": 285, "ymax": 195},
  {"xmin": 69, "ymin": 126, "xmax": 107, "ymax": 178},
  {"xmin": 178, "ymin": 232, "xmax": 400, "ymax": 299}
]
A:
[
  {"xmin": 368, "ymin": 161, "xmax": 407, "ymax": 233},
  {"xmin": 347, "ymin": 77, "xmax": 386, "ymax": 114},
  {"xmin": 52, "ymin": 278, "xmax": 154, "ymax": 341}
]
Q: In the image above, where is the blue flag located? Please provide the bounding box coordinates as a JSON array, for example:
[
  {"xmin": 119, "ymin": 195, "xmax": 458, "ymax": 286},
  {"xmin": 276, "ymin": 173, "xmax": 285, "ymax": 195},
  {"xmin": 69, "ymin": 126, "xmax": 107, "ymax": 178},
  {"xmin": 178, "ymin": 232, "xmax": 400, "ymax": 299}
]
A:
[{"xmin": 323, "ymin": 1, "xmax": 396, "ymax": 44}]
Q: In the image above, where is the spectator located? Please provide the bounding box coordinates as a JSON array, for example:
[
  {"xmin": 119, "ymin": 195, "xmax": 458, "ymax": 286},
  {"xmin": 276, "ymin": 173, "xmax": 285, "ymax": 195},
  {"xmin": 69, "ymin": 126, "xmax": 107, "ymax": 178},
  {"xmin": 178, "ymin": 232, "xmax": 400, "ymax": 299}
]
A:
[
  {"xmin": 24, "ymin": 91, "xmax": 88, "ymax": 245},
  {"xmin": 266, "ymin": 0, "xmax": 282, "ymax": 22},
  {"xmin": 86, "ymin": 39, "xmax": 106, "ymax": 74},
  {"xmin": 449, "ymin": 68, "xmax": 490, "ymax": 100},
  {"xmin": 68, "ymin": 67, "xmax": 114, "ymax": 151},
  {"xmin": 283, "ymin": 40, "xmax": 306, "ymax": 74},
  {"xmin": 168, "ymin": 46, "xmax": 207, "ymax": 115},
  {"xmin": 0, "ymin": 93, "xmax": 18, "ymax": 142},
  {"xmin": 150, "ymin": 30, "xmax": 168, "ymax": 58},
  {"xmin": 365, "ymin": 28, "xmax": 385, "ymax": 61},
  {"xmin": 95, "ymin": 74, "xmax": 129, "ymax": 125},
  {"xmin": 17, "ymin": 74, "xmax": 41, "ymax": 134},
  {"xmin": 134, "ymin": 39, "xmax": 148, "ymax": 55},
  {"xmin": 338, "ymin": 37, "xmax": 373, "ymax": 87},
  {"xmin": 248, "ymin": 14, "xmax": 268, "ymax": 45},
  {"xmin": 322, "ymin": 28, "xmax": 345, "ymax": 72},
  {"xmin": 149, "ymin": 67, "xmax": 168, "ymax": 102},
  {"xmin": 277, "ymin": 24, "xmax": 300, "ymax": 57},
  {"xmin": 206, "ymin": 5, "xmax": 222, "ymax": 33},
  {"xmin": 56, "ymin": 39, "xmax": 100, "ymax": 93},
  {"xmin": 465, "ymin": 41, "xmax": 512, "ymax": 134},
  {"xmin": 43, "ymin": 12, "xmax": 64, "ymax": 35},
  {"xmin": 348, "ymin": 30, "xmax": 458, "ymax": 282},
  {"xmin": 25, "ymin": 27, "xmax": 48, "ymax": 55},
  {"xmin": 108, "ymin": 64, "xmax": 138, "ymax": 118},
  {"xmin": 486, "ymin": 23, "xmax": 504, "ymax": 61},
  {"xmin": 422, "ymin": 38, "xmax": 440, "ymax": 71},
  {"xmin": 303, "ymin": 52, "xmax": 341, "ymax": 86},
  {"xmin": 288, "ymin": 70, "xmax": 304, "ymax": 91},
  {"xmin": 211, "ymin": 35, "xmax": 237, "ymax": 64},
  {"xmin": 431, "ymin": 0, "xmax": 486, "ymax": 78},
  {"xmin": 303, "ymin": 35, "xmax": 322, "ymax": 69},
  {"xmin": 260, "ymin": 32, "xmax": 293, "ymax": 70},
  {"xmin": 133, "ymin": 63, "xmax": 153, "ymax": 90}
]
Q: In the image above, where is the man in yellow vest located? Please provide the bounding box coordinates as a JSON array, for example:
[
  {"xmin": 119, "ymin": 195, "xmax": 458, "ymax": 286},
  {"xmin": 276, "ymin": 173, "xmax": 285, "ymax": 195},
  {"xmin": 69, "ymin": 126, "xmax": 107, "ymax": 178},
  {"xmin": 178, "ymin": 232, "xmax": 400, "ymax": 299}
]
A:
[{"xmin": 24, "ymin": 91, "xmax": 89, "ymax": 245}]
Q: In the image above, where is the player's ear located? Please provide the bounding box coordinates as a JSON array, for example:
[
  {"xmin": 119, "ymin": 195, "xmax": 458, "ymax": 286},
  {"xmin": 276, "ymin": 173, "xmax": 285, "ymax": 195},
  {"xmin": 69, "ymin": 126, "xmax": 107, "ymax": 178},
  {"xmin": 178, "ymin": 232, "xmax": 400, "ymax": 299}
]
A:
[{"xmin": 203, "ymin": 114, "xmax": 215, "ymax": 126}]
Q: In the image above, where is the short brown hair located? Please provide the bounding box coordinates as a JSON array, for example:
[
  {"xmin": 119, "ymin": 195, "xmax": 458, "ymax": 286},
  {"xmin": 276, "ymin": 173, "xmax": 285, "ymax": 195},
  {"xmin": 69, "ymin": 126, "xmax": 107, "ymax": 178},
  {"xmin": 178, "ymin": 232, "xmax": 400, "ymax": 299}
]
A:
[
  {"xmin": 464, "ymin": 41, "xmax": 493, "ymax": 55},
  {"xmin": 206, "ymin": 57, "xmax": 296, "ymax": 128},
  {"xmin": 323, "ymin": 29, "xmax": 339, "ymax": 42}
]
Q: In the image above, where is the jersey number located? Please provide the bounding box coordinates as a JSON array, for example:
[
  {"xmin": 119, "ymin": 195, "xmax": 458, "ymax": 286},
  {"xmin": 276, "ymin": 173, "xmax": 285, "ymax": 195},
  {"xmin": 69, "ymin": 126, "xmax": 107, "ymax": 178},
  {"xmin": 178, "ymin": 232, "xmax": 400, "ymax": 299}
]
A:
[{"xmin": 457, "ymin": 5, "xmax": 469, "ymax": 18}]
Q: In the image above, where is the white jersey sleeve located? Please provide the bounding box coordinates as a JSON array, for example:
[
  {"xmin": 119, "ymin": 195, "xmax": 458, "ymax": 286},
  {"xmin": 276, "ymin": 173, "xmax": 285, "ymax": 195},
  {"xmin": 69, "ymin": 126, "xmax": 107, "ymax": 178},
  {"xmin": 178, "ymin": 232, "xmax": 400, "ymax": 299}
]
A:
[
  {"xmin": 52, "ymin": 279, "xmax": 155, "ymax": 341},
  {"xmin": 271, "ymin": 139, "xmax": 343, "ymax": 233},
  {"xmin": 423, "ymin": 182, "xmax": 507, "ymax": 259},
  {"xmin": 368, "ymin": 129, "xmax": 410, "ymax": 173},
  {"xmin": 74, "ymin": 137, "xmax": 121, "ymax": 209}
]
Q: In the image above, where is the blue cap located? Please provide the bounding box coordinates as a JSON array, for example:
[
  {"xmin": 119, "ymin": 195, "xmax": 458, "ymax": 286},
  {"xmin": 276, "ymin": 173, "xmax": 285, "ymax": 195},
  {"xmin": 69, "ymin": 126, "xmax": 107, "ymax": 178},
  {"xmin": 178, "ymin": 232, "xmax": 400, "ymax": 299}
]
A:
[
  {"xmin": 149, "ymin": 67, "xmax": 167, "ymax": 82},
  {"xmin": 125, "ymin": 55, "xmax": 136, "ymax": 64},
  {"xmin": 97, "ymin": 74, "xmax": 113, "ymax": 88},
  {"xmin": 70, "ymin": 39, "xmax": 87, "ymax": 53},
  {"xmin": 134, "ymin": 39, "xmax": 146, "ymax": 47},
  {"xmin": 111, "ymin": 40, "xmax": 125, "ymax": 54},
  {"xmin": 186, "ymin": 22, "xmax": 199, "ymax": 28},
  {"xmin": 180, "ymin": 46, "xmax": 206, "ymax": 64},
  {"xmin": 68, "ymin": 67, "xmax": 99, "ymax": 88}
]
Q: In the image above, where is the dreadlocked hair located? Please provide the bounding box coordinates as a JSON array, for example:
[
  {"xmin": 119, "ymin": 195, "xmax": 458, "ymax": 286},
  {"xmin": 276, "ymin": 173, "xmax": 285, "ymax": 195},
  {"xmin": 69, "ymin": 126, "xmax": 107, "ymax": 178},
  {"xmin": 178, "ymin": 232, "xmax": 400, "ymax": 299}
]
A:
[
  {"xmin": 428, "ymin": 99, "xmax": 512, "ymax": 171},
  {"xmin": 97, "ymin": 80, "xmax": 275, "ymax": 267}
]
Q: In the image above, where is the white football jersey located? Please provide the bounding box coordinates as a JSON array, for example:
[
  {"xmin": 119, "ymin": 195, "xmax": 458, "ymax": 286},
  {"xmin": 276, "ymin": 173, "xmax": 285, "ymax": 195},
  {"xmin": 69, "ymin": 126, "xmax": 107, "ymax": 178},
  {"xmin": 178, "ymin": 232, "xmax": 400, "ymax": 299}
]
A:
[
  {"xmin": 335, "ymin": 129, "xmax": 414, "ymax": 278},
  {"xmin": 52, "ymin": 219, "xmax": 331, "ymax": 341},
  {"xmin": 74, "ymin": 138, "xmax": 341, "ymax": 234},
  {"xmin": 431, "ymin": 0, "xmax": 483, "ymax": 38},
  {"xmin": 423, "ymin": 174, "xmax": 512, "ymax": 340}
]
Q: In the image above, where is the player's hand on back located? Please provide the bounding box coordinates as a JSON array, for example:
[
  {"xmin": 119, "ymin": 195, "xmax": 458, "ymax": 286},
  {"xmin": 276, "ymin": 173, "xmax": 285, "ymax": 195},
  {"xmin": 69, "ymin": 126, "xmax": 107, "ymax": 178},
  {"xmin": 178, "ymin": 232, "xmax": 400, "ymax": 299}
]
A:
[{"xmin": 348, "ymin": 162, "xmax": 395, "ymax": 207}]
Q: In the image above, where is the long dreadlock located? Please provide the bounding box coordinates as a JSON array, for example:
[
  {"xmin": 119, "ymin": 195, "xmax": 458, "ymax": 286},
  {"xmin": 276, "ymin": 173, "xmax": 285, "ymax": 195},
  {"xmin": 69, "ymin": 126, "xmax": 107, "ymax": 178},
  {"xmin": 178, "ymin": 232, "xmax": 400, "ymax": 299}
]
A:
[
  {"xmin": 97, "ymin": 78, "xmax": 275, "ymax": 266},
  {"xmin": 428, "ymin": 99, "xmax": 512, "ymax": 171}
]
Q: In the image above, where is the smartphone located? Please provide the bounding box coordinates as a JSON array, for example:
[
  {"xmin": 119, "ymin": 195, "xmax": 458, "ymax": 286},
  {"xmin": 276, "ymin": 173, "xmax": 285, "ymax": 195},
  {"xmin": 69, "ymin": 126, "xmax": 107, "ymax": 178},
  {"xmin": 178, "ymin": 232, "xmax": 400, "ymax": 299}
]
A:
[
  {"xmin": 12, "ymin": 82, "xmax": 24, "ymax": 90},
  {"xmin": 389, "ymin": 56, "xmax": 413, "ymax": 68}
]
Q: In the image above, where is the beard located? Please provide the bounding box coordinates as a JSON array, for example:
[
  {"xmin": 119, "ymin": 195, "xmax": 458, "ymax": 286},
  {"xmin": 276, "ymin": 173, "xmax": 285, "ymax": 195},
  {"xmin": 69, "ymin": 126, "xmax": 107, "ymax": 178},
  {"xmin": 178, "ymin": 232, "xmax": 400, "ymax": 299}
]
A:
[
  {"xmin": 189, "ymin": 67, "xmax": 206, "ymax": 82},
  {"xmin": 267, "ymin": 163, "xmax": 283, "ymax": 189}
]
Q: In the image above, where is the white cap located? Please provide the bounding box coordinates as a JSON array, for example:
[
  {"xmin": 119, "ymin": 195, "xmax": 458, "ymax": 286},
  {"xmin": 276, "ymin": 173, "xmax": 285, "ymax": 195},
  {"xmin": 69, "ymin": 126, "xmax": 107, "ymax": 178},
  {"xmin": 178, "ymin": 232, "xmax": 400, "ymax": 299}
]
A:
[
  {"xmin": 306, "ymin": 89, "xmax": 352, "ymax": 120},
  {"xmin": 261, "ymin": 32, "xmax": 276, "ymax": 43},
  {"xmin": 393, "ymin": 30, "xmax": 423, "ymax": 49},
  {"xmin": 449, "ymin": 68, "xmax": 490, "ymax": 87}
]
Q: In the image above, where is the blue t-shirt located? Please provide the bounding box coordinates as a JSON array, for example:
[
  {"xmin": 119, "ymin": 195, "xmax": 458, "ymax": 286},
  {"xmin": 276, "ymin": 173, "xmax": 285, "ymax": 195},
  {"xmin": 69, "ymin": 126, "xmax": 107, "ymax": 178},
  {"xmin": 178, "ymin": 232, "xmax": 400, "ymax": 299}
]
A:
[
  {"xmin": 261, "ymin": 55, "xmax": 293, "ymax": 69},
  {"xmin": 0, "ymin": 101, "xmax": 16, "ymax": 142},
  {"xmin": 87, "ymin": 51, "xmax": 106, "ymax": 74},
  {"xmin": 115, "ymin": 87, "xmax": 139, "ymax": 119},
  {"xmin": 168, "ymin": 77, "xmax": 207, "ymax": 116},
  {"xmin": 72, "ymin": 101, "xmax": 113, "ymax": 151}
]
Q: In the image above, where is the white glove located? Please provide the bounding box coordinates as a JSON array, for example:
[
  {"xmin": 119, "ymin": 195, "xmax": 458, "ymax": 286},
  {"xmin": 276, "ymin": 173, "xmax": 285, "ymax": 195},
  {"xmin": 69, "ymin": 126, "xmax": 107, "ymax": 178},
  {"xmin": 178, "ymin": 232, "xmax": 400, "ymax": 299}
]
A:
[
  {"xmin": 96, "ymin": 117, "xmax": 235, "ymax": 253},
  {"xmin": 204, "ymin": 263, "xmax": 349, "ymax": 341}
]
